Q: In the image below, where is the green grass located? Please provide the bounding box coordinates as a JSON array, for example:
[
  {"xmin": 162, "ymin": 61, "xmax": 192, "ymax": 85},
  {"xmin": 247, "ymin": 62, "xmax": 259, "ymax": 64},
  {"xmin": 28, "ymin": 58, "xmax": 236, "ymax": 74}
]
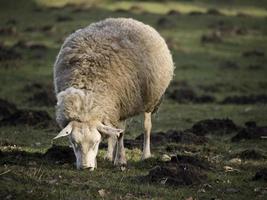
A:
[{"xmin": 0, "ymin": 0, "xmax": 267, "ymax": 199}]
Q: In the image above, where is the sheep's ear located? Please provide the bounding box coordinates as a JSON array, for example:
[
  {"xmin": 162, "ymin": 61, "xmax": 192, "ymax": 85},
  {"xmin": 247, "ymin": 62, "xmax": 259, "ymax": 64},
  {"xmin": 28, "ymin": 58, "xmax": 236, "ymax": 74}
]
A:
[
  {"xmin": 97, "ymin": 123, "xmax": 123, "ymax": 138},
  {"xmin": 53, "ymin": 122, "xmax": 73, "ymax": 139}
]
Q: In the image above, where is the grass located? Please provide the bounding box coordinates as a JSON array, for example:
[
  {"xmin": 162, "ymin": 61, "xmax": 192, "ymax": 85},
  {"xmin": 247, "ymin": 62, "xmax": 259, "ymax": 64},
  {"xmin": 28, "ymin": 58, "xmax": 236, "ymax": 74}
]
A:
[{"xmin": 0, "ymin": 0, "xmax": 267, "ymax": 199}]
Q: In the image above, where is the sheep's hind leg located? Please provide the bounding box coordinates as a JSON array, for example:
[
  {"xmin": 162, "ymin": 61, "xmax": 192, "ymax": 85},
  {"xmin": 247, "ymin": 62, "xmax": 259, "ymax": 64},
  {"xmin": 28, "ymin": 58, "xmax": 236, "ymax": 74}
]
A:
[
  {"xmin": 104, "ymin": 136, "xmax": 117, "ymax": 162},
  {"xmin": 142, "ymin": 112, "xmax": 152, "ymax": 160},
  {"xmin": 114, "ymin": 122, "xmax": 127, "ymax": 167}
]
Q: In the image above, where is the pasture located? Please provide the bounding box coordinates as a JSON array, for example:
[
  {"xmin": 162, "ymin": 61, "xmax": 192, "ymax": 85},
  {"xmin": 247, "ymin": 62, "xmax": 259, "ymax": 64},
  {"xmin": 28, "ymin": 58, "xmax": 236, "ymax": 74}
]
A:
[{"xmin": 0, "ymin": 0, "xmax": 266, "ymax": 199}]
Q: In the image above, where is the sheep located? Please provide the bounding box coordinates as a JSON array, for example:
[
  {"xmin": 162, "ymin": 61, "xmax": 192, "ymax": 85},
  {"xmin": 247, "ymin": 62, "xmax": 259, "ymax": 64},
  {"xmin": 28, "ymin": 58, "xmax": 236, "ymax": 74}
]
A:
[{"xmin": 53, "ymin": 18, "xmax": 174, "ymax": 170}]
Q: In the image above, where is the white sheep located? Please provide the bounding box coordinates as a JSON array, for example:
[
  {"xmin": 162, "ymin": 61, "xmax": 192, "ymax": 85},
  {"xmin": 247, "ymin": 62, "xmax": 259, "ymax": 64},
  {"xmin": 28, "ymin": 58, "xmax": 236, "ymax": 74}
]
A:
[{"xmin": 53, "ymin": 18, "xmax": 174, "ymax": 170}]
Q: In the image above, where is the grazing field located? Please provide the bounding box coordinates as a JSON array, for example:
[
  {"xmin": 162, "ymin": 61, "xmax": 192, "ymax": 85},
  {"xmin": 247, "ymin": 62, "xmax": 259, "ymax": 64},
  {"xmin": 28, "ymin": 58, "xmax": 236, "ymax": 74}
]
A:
[{"xmin": 0, "ymin": 0, "xmax": 267, "ymax": 199}]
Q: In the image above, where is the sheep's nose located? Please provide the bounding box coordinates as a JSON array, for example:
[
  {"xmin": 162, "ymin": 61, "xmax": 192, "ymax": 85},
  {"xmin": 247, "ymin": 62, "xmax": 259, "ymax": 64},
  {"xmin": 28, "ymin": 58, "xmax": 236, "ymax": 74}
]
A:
[{"xmin": 79, "ymin": 165, "xmax": 95, "ymax": 171}]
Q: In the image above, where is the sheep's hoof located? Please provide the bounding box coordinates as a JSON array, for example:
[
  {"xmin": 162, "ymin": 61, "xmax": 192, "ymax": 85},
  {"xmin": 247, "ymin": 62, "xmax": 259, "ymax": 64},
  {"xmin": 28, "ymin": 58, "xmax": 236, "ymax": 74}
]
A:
[
  {"xmin": 141, "ymin": 153, "xmax": 152, "ymax": 160},
  {"xmin": 114, "ymin": 158, "xmax": 127, "ymax": 169},
  {"xmin": 104, "ymin": 154, "xmax": 114, "ymax": 162}
]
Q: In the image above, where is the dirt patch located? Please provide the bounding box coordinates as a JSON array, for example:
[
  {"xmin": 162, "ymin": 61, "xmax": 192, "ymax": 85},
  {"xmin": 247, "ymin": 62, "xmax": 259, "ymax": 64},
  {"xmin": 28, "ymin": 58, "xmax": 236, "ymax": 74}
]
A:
[
  {"xmin": 44, "ymin": 145, "xmax": 75, "ymax": 164},
  {"xmin": 0, "ymin": 44, "xmax": 22, "ymax": 61},
  {"xmin": 190, "ymin": 119, "xmax": 238, "ymax": 136},
  {"xmin": 28, "ymin": 90, "xmax": 56, "ymax": 106},
  {"xmin": 0, "ymin": 109, "xmax": 54, "ymax": 128},
  {"xmin": 252, "ymin": 168, "xmax": 267, "ymax": 182},
  {"xmin": 235, "ymin": 149, "xmax": 266, "ymax": 160},
  {"xmin": 0, "ymin": 149, "xmax": 42, "ymax": 165},
  {"xmin": 209, "ymin": 21, "xmax": 248, "ymax": 36},
  {"xmin": 0, "ymin": 26, "xmax": 17, "ymax": 35},
  {"xmin": 231, "ymin": 122, "xmax": 267, "ymax": 142},
  {"xmin": 242, "ymin": 49, "xmax": 265, "ymax": 57},
  {"xmin": 188, "ymin": 11, "xmax": 203, "ymax": 16},
  {"xmin": 0, "ymin": 98, "xmax": 18, "ymax": 119},
  {"xmin": 14, "ymin": 41, "xmax": 48, "ymax": 51},
  {"xmin": 219, "ymin": 60, "xmax": 240, "ymax": 70},
  {"xmin": 145, "ymin": 155, "xmax": 209, "ymax": 186},
  {"xmin": 221, "ymin": 94, "xmax": 267, "ymax": 104},
  {"xmin": 13, "ymin": 40, "xmax": 48, "ymax": 59},
  {"xmin": 124, "ymin": 139, "xmax": 141, "ymax": 150},
  {"xmin": 1, "ymin": 145, "xmax": 75, "ymax": 166},
  {"xmin": 168, "ymin": 87, "xmax": 216, "ymax": 103},
  {"xmin": 167, "ymin": 10, "xmax": 181, "ymax": 16},
  {"xmin": 157, "ymin": 17, "xmax": 175, "ymax": 29},
  {"xmin": 24, "ymin": 82, "xmax": 56, "ymax": 106},
  {"xmin": 206, "ymin": 8, "xmax": 223, "ymax": 16},
  {"xmin": 135, "ymin": 130, "xmax": 207, "ymax": 147},
  {"xmin": 165, "ymin": 37, "xmax": 179, "ymax": 51},
  {"xmin": 122, "ymin": 129, "xmax": 207, "ymax": 150},
  {"xmin": 24, "ymin": 25, "xmax": 55, "ymax": 33},
  {"xmin": 236, "ymin": 12, "xmax": 251, "ymax": 18},
  {"xmin": 201, "ymin": 31, "xmax": 222, "ymax": 43}
]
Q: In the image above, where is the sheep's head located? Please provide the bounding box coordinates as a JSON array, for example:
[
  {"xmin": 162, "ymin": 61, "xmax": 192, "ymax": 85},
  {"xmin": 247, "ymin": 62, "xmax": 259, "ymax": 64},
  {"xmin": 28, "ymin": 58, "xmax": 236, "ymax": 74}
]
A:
[
  {"xmin": 54, "ymin": 87, "xmax": 123, "ymax": 170},
  {"xmin": 54, "ymin": 121, "xmax": 123, "ymax": 170}
]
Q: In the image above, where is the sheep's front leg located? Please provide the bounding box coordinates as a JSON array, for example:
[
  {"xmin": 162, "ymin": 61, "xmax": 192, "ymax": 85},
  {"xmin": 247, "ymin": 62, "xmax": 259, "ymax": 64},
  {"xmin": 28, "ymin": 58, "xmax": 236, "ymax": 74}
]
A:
[
  {"xmin": 114, "ymin": 121, "xmax": 127, "ymax": 166},
  {"xmin": 105, "ymin": 136, "xmax": 117, "ymax": 161},
  {"xmin": 142, "ymin": 112, "xmax": 152, "ymax": 160},
  {"xmin": 114, "ymin": 132, "xmax": 127, "ymax": 166}
]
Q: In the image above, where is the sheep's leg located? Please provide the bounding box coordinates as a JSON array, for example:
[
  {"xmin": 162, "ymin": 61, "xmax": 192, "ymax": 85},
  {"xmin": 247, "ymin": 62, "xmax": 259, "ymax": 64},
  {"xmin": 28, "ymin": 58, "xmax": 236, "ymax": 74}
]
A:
[
  {"xmin": 114, "ymin": 122, "xmax": 127, "ymax": 166},
  {"xmin": 142, "ymin": 112, "xmax": 152, "ymax": 160},
  {"xmin": 105, "ymin": 136, "xmax": 117, "ymax": 161}
]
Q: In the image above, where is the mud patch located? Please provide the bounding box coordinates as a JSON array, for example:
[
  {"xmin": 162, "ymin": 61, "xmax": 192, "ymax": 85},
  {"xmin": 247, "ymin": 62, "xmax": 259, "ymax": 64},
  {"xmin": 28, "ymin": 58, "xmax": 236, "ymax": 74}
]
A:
[
  {"xmin": 0, "ymin": 44, "xmax": 22, "ymax": 61},
  {"xmin": 252, "ymin": 168, "xmax": 267, "ymax": 182},
  {"xmin": 145, "ymin": 155, "xmax": 209, "ymax": 186},
  {"xmin": 0, "ymin": 98, "xmax": 18, "ymax": 119},
  {"xmin": 44, "ymin": 145, "xmax": 75, "ymax": 164},
  {"xmin": 13, "ymin": 40, "xmax": 48, "ymax": 59},
  {"xmin": 188, "ymin": 11, "xmax": 203, "ymax": 16},
  {"xmin": 168, "ymin": 87, "xmax": 215, "ymax": 103},
  {"xmin": 201, "ymin": 31, "xmax": 222, "ymax": 43},
  {"xmin": 209, "ymin": 21, "xmax": 248, "ymax": 36},
  {"xmin": 135, "ymin": 130, "xmax": 207, "ymax": 147},
  {"xmin": 221, "ymin": 94, "xmax": 267, "ymax": 104},
  {"xmin": 167, "ymin": 10, "xmax": 181, "ymax": 16},
  {"xmin": 14, "ymin": 41, "xmax": 48, "ymax": 51},
  {"xmin": 206, "ymin": 8, "xmax": 223, "ymax": 16},
  {"xmin": 219, "ymin": 60, "xmax": 240, "ymax": 70},
  {"xmin": 242, "ymin": 49, "xmax": 265, "ymax": 57},
  {"xmin": 0, "ymin": 145, "xmax": 74, "ymax": 165},
  {"xmin": 24, "ymin": 25, "xmax": 55, "ymax": 33},
  {"xmin": 0, "ymin": 109, "xmax": 54, "ymax": 128},
  {"xmin": 123, "ymin": 129, "xmax": 206, "ymax": 150},
  {"xmin": 0, "ymin": 149, "xmax": 42, "ymax": 165},
  {"xmin": 190, "ymin": 119, "xmax": 238, "ymax": 136},
  {"xmin": 157, "ymin": 17, "xmax": 175, "ymax": 29},
  {"xmin": 24, "ymin": 82, "xmax": 56, "ymax": 106},
  {"xmin": 0, "ymin": 26, "xmax": 17, "ymax": 35},
  {"xmin": 235, "ymin": 149, "xmax": 266, "ymax": 160},
  {"xmin": 231, "ymin": 122, "xmax": 267, "ymax": 142}
]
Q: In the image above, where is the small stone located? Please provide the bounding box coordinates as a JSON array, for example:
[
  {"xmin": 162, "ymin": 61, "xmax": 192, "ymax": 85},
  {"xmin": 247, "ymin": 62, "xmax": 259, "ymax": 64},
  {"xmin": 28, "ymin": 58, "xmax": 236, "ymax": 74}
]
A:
[
  {"xmin": 161, "ymin": 154, "xmax": 171, "ymax": 162},
  {"xmin": 228, "ymin": 158, "xmax": 242, "ymax": 165},
  {"xmin": 98, "ymin": 189, "xmax": 107, "ymax": 198}
]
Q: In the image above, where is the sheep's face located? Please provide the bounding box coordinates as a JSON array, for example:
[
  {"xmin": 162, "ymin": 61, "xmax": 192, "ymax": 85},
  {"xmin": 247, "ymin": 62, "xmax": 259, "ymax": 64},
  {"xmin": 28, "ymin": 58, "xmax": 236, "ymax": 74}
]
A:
[
  {"xmin": 69, "ymin": 121, "xmax": 101, "ymax": 170},
  {"xmin": 54, "ymin": 121, "xmax": 123, "ymax": 171}
]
